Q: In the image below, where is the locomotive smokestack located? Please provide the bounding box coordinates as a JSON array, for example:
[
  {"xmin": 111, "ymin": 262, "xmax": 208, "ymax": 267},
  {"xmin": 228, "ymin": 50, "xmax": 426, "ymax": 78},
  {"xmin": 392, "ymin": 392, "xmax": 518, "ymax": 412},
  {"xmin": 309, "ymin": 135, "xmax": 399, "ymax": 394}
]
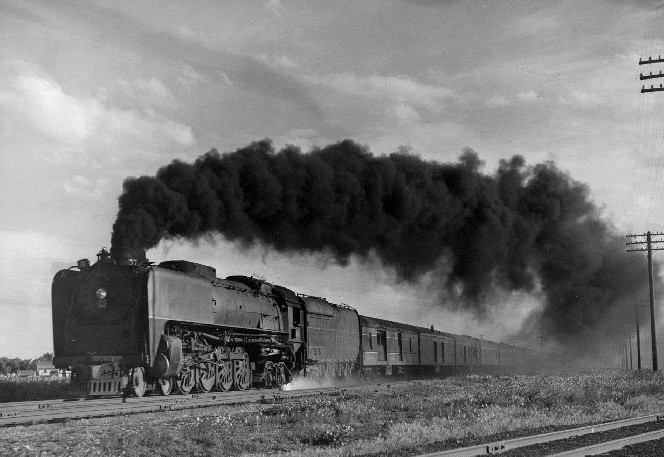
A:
[{"xmin": 111, "ymin": 246, "xmax": 148, "ymax": 266}]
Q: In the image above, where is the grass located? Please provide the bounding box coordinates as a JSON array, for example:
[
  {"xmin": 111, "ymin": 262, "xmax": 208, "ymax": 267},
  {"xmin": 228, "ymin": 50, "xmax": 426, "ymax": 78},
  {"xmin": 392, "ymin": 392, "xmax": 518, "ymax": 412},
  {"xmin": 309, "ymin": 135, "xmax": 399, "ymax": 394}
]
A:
[
  {"xmin": 2, "ymin": 371, "xmax": 664, "ymax": 456},
  {"xmin": 0, "ymin": 377, "xmax": 69, "ymax": 403}
]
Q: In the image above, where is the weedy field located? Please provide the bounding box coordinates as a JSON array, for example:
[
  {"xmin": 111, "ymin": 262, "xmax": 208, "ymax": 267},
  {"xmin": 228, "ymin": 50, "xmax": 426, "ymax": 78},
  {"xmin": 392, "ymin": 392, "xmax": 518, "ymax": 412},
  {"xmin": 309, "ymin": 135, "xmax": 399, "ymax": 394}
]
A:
[
  {"xmin": 0, "ymin": 377, "xmax": 68, "ymax": 403},
  {"xmin": 3, "ymin": 371, "xmax": 664, "ymax": 456}
]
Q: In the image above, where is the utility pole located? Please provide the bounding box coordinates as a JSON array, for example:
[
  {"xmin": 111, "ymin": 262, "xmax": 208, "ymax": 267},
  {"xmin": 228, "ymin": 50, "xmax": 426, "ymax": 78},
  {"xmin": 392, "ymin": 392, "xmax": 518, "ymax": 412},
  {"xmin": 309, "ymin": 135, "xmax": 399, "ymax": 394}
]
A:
[
  {"xmin": 634, "ymin": 56, "xmax": 664, "ymax": 370},
  {"xmin": 636, "ymin": 301, "xmax": 642, "ymax": 370},
  {"xmin": 626, "ymin": 231, "xmax": 664, "ymax": 371}
]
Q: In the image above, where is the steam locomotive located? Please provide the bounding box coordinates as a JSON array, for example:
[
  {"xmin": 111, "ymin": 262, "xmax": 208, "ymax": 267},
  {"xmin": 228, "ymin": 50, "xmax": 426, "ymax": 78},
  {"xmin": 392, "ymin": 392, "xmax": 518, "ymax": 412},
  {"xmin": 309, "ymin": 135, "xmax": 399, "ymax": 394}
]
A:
[{"xmin": 52, "ymin": 248, "xmax": 531, "ymax": 397}]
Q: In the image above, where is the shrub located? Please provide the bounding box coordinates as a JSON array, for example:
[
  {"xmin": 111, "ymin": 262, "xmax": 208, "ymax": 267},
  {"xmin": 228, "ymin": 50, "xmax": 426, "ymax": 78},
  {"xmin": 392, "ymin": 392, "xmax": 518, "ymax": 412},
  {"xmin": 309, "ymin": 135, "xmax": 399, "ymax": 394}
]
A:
[
  {"xmin": 297, "ymin": 423, "xmax": 354, "ymax": 446},
  {"xmin": 0, "ymin": 377, "xmax": 69, "ymax": 402}
]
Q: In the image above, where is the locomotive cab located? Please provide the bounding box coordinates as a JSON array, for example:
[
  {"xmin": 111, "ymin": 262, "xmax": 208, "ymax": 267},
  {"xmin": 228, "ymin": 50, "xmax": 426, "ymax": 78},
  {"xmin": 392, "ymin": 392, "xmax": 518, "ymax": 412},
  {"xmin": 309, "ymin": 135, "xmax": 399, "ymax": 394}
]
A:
[{"xmin": 272, "ymin": 285, "xmax": 306, "ymax": 373}]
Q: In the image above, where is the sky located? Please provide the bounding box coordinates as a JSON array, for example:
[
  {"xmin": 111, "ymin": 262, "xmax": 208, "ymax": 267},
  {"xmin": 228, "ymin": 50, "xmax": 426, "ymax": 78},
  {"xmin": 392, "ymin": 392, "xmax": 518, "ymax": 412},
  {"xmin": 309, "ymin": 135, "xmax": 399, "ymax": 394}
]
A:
[{"xmin": 1, "ymin": 0, "xmax": 664, "ymax": 359}]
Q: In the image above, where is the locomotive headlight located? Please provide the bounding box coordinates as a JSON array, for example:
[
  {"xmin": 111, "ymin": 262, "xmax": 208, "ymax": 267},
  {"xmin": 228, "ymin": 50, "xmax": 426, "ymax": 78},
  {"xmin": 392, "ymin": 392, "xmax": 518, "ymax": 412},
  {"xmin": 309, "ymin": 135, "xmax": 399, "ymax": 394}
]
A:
[{"xmin": 95, "ymin": 288, "xmax": 107, "ymax": 300}]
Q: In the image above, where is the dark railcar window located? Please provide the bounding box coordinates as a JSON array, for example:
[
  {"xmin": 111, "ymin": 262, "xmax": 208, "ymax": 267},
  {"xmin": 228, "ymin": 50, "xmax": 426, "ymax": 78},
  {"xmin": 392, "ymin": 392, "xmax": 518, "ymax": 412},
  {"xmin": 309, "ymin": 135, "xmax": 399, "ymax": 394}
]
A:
[
  {"xmin": 364, "ymin": 332, "xmax": 374, "ymax": 351},
  {"xmin": 441, "ymin": 342, "xmax": 445, "ymax": 363},
  {"xmin": 433, "ymin": 341, "xmax": 438, "ymax": 362},
  {"xmin": 377, "ymin": 330, "xmax": 387, "ymax": 361},
  {"xmin": 398, "ymin": 333, "xmax": 403, "ymax": 361}
]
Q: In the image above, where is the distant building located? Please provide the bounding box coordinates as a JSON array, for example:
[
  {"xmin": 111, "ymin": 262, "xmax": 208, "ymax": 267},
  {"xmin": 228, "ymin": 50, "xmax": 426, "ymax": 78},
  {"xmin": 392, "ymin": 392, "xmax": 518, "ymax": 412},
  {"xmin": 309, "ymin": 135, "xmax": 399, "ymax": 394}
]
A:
[
  {"xmin": 35, "ymin": 359, "xmax": 60, "ymax": 377},
  {"xmin": 16, "ymin": 369, "xmax": 36, "ymax": 378}
]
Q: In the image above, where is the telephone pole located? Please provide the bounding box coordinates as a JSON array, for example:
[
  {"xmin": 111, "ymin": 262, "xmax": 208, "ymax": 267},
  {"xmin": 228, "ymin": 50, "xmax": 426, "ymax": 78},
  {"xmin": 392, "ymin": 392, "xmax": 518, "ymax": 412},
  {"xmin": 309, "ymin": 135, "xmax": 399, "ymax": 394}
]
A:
[
  {"xmin": 635, "ymin": 57, "xmax": 664, "ymax": 371},
  {"xmin": 636, "ymin": 301, "xmax": 642, "ymax": 370},
  {"xmin": 626, "ymin": 231, "xmax": 664, "ymax": 371}
]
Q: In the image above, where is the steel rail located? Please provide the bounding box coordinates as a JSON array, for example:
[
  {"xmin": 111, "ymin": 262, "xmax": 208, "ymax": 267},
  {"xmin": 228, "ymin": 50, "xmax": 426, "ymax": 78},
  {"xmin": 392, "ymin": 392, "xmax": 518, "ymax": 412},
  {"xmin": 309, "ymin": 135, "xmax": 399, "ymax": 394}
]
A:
[
  {"xmin": 549, "ymin": 428, "xmax": 664, "ymax": 456},
  {"xmin": 0, "ymin": 381, "xmax": 403, "ymax": 426},
  {"xmin": 0, "ymin": 388, "xmax": 324, "ymax": 426},
  {"xmin": 417, "ymin": 413, "xmax": 664, "ymax": 457}
]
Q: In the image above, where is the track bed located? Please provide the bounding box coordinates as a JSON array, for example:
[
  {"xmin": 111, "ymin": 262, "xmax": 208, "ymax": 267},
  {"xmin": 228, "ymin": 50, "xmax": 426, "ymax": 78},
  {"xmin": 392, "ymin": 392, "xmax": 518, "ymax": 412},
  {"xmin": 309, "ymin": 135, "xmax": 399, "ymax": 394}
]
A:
[{"xmin": 3, "ymin": 374, "xmax": 664, "ymax": 456}]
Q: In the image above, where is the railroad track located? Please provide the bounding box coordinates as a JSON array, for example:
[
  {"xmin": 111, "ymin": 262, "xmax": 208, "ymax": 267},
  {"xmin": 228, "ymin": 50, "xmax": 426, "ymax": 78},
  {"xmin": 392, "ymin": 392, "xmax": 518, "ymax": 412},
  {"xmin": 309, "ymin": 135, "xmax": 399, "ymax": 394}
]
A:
[
  {"xmin": 10, "ymin": 384, "xmax": 663, "ymax": 456},
  {"xmin": 0, "ymin": 381, "xmax": 401, "ymax": 427},
  {"xmin": 418, "ymin": 413, "xmax": 664, "ymax": 457}
]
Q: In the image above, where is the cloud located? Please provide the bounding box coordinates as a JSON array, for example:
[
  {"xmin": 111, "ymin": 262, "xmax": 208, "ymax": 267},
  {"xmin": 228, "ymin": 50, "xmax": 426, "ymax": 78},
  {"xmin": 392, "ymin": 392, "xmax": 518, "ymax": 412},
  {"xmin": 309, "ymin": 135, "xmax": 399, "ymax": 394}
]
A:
[
  {"xmin": 119, "ymin": 78, "xmax": 178, "ymax": 109},
  {"xmin": 483, "ymin": 91, "xmax": 545, "ymax": 108},
  {"xmin": 272, "ymin": 128, "xmax": 331, "ymax": 151},
  {"xmin": 0, "ymin": 73, "xmax": 95, "ymax": 144},
  {"xmin": 257, "ymin": 53, "xmax": 299, "ymax": 70},
  {"xmin": 392, "ymin": 102, "xmax": 422, "ymax": 124},
  {"xmin": 558, "ymin": 90, "xmax": 606, "ymax": 108},
  {"xmin": 307, "ymin": 73, "xmax": 456, "ymax": 129},
  {"xmin": 63, "ymin": 175, "xmax": 110, "ymax": 199},
  {"xmin": 516, "ymin": 90, "xmax": 541, "ymax": 103},
  {"xmin": 314, "ymin": 73, "xmax": 455, "ymax": 110},
  {"xmin": 177, "ymin": 63, "xmax": 209, "ymax": 89},
  {"xmin": 368, "ymin": 119, "xmax": 471, "ymax": 158},
  {"xmin": 4, "ymin": 1, "xmax": 323, "ymax": 117},
  {"xmin": 0, "ymin": 63, "xmax": 195, "ymax": 159},
  {"xmin": 486, "ymin": 96, "xmax": 511, "ymax": 107}
]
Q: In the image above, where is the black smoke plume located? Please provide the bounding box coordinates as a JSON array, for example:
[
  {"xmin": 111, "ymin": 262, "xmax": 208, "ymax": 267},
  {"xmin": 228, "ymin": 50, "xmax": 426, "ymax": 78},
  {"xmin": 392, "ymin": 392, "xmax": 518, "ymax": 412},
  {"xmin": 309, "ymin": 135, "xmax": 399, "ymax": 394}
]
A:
[{"xmin": 111, "ymin": 139, "xmax": 651, "ymax": 345}]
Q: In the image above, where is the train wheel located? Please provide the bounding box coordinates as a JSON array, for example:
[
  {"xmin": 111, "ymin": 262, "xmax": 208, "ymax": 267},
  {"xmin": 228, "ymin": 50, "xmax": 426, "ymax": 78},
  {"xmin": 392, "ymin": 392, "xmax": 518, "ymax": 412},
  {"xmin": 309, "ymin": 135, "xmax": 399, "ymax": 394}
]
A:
[
  {"xmin": 263, "ymin": 361, "xmax": 275, "ymax": 388},
  {"xmin": 275, "ymin": 362, "xmax": 289, "ymax": 386},
  {"xmin": 157, "ymin": 377, "xmax": 172, "ymax": 396},
  {"xmin": 197, "ymin": 363, "xmax": 215, "ymax": 393},
  {"xmin": 232, "ymin": 351, "xmax": 251, "ymax": 391},
  {"xmin": 215, "ymin": 361, "xmax": 233, "ymax": 392},
  {"xmin": 130, "ymin": 367, "xmax": 146, "ymax": 397},
  {"xmin": 176, "ymin": 367, "xmax": 196, "ymax": 394}
]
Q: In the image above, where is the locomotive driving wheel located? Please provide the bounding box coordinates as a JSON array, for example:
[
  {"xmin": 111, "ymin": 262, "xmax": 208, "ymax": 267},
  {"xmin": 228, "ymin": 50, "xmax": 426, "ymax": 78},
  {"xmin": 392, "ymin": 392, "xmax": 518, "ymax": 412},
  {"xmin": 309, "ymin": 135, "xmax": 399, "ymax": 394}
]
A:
[
  {"xmin": 130, "ymin": 367, "xmax": 147, "ymax": 397},
  {"xmin": 197, "ymin": 362, "xmax": 215, "ymax": 393},
  {"xmin": 215, "ymin": 361, "xmax": 233, "ymax": 392},
  {"xmin": 157, "ymin": 377, "xmax": 173, "ymax": 396},
  {"xmin": 275, "ymin": 362, "xmax": 289, "ymax": 386},
  {"xmin": 176, "ymin": 366, "xmax": 196, "ymax": 394},
  {"xmin": 232, "ymin": 349, "xmax": 251, "ymax": 391},
  {"xmin": 262, "ymin": 361, "xmax": 275, "ymax": 388}
]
